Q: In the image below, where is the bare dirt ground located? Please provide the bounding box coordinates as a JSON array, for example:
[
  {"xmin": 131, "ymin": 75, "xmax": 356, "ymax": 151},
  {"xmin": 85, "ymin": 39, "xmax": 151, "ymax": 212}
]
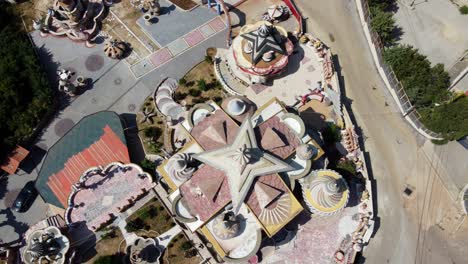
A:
[
  {"xmin": 169, "ymin": 0, "xmax": 197, "ymax": 10},
  {"xmin": 16, "ymin": 0, "xmax": 54, "ymax": 31}
]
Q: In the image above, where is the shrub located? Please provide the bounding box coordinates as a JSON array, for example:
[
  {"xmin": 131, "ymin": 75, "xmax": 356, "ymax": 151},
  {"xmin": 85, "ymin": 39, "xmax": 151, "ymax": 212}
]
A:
[
  {"xmin": 174, "ymin": 92, "xmax": 187, "ymax": 101},
  {"xmin": 144, "ymin": 126, "xmax": 162, "ymax": 139},
  {"xmin": 179, "ymin": 241, "xmax": 193, "ymax": 251},
  {"xmin": 140, "ymin": 159, "xmax": 155, "ymax": 173},
  {"xmin": 383, "ymin": 45, "xmax": 450, "ymax": 108},
  {"xmin": 370, "ymin": 7, "xmax": 396, "ymax": 46},
  {"xmin": 148, "ymin": 141, "xmax": 163, "ymax": 153},
  {"xmin": 213, "ymin": 96, "xmax": 223, "ymax": 103},
  {"xmin": 460, "ymin": 5, "xmax": 468, "ymax": 15},
  {"xmin": 197, "ymin": 79, "xmax": 208, "ymax": 91},
  {"xmin": 336, "ymin": 160, "xmax": 357, "ymax": 176},
  {"xmin": 189, "ymin": 89, "xmax": 201, "ymax": 97},
  {"xmin": 126, "ymin": 218, "xmax": 145, "ymax": 232},
  {"xmin": 192, "ymin": 97, "xmax": 207, "ymax": 104},
  {"xmin": 94, "ymin": 256, "xmax": 113, "ymax": 264},
  {"xmin": 420, "ymin": 96, "xmax": 468, "ymax": 140},
  {"xmin": 178, "ymin": 78, "xmax": 187, "ymax": 86},
  {"xmin": 204, "ymin": 55, "xmax": 213, "ymax": 63},
  {"xmin": 322, "ymin": 122, "xmax": 342, "ymax": 145}
]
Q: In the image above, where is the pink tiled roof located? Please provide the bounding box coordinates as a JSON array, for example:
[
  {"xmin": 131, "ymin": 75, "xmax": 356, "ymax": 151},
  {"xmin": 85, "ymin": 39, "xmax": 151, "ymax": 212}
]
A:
[
  {"xmin": 191, "ymin": 110, "xmax": 239, "ymax": 151},
  {"xmin": 245, "ymin": 174, "xmax": 289, "ymax": 217},
  {"xmin": 256, "ymin": 116, "xmax": 301, "ymax": 159},
  {"xmin": 179, "ymin": 165, "xmax": 231, "ymax": 221}
]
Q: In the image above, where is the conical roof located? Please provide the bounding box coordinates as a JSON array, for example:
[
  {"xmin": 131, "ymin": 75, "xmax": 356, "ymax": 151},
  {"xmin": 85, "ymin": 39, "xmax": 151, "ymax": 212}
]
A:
[
  {"xmin": 261, "ymin": 127, "xmax": 286, "ymax": 150},
  {"xmin": 201, "ymin": 122, "xmax": 227, "ymax": 145},
  {"xmin": 199, "ymin": 175, "xmax": 225, "ymax": 202},
  {"xmin": 254, "ymin": 182, "xmax": 283, "ymax": 208}
]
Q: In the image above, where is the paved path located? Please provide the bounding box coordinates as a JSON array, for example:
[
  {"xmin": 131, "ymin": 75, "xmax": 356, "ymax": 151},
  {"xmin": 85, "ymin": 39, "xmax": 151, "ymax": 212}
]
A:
[
  {"xmin": 156, "ymin": 225, "xmax": 182, "ymax": 248},
  {"xmin": 296, "ymin": 0, "xmax": 465, "ymax": 263}
]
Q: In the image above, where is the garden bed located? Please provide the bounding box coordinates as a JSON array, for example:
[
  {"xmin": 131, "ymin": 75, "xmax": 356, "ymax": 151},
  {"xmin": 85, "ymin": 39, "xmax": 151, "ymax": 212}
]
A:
[
  {"xmin": 136, "ymin": 96, "xmax": 166, "ymax": 156},
  {"xmin": 168, "ymin": 0, "xmax": 198, "ymax": 11},
  {"xmin": 175, "ymin": 60, "xmax": 227, "ymax": 108}
]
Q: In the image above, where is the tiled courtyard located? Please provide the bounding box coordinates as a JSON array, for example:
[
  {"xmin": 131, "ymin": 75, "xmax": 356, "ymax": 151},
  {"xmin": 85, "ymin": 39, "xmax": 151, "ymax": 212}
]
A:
[
  {"xmin": 67, "ymin": 164, "xmax": 154, "ymax": 231},
  {"xmin": 136, "ymin": 0, "xmax": 216, "ymax": 47}
]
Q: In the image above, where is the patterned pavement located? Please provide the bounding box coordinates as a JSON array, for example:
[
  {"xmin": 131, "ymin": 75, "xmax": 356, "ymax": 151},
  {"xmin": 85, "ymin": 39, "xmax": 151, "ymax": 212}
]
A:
[{"xmin": 132, "ymin": 16, "xmax": 227, "ymax": 78}]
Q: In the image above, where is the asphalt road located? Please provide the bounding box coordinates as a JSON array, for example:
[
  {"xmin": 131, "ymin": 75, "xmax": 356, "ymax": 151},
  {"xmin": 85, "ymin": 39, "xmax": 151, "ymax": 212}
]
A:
[{"xmin": 295, "ymin": 0, "xmax": 420, "ymax": 263}]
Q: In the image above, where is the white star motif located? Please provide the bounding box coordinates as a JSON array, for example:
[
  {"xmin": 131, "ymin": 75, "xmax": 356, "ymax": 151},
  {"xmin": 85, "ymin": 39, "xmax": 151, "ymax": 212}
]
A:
[{"xmin": 193, "ymin": 116, "xmax": 293, "ymax": 214}]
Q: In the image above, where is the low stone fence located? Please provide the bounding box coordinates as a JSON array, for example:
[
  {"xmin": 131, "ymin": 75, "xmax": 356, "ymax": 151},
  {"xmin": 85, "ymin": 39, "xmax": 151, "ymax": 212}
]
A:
[
  {"xmin": 213, "ymin": 58, "xmax": 243, "ymax": 96},
  {"xmin": 355, "ymin": 0, "xmax": 442, "ymax": 140}
]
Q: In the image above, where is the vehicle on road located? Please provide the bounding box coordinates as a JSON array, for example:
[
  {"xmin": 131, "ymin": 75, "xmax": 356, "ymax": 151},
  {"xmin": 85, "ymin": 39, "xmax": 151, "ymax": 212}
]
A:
[{"xmin": 12, "ymin": 181, "xmax": 38, "ymax": 212}]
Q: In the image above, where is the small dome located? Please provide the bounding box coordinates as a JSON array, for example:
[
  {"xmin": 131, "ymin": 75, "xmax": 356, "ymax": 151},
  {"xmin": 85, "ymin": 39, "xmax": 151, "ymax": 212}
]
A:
[
  {"xmin": 243, "ymin": 41, "xmax": 253, "ymax": 54},
  {"xmin": 262, "ymin": 51, "xmax": 275, "ymax": 62},
  {"xmin": 296, "ymin": 144, "xmax": 316, "ymax": 160},
  {"xmin": 227, "ymin": 98, "xmax": 246, "ymax": 116},
  {"xmin": 212, "ymin": 212, "xmax": 241, "ymax": 240},
  {"xmin": 302, "ymin": 170, "xmax": 349, "ymax": 216},
  {"xmin": 258, "ymin": 24, "xmax": 271, "ymax": 37},
  {"xmin": 167, "ymin": 153, "xmax": 195, "ymax": 182}
]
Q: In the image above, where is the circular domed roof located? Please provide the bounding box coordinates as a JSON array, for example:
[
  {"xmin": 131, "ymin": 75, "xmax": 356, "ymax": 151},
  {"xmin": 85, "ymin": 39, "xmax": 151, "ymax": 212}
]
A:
[
  {"xmin": 243, "ymin": 42, "xmax": 253, "ymax": 54},
  {"xmin": 227, "ymin": 98, "xmax": 246, "ymax": 116},
  {"xmin": 262, "ymin": 51, "xmax": 274, "ymax": 62},
  {"xmin": 302, "ymin": 170, "xmax": 349, "ymax": 216},
  {"xmin": 167, "ymin": 153, "xmax": 195, "ymax": 183},
  {"xmin": 212, "ymin": 212, "xmax": 242, "ymax": 240},
  {"xmin": 296, "ymin": 144, "xmax": 316, "ymax": 160}
]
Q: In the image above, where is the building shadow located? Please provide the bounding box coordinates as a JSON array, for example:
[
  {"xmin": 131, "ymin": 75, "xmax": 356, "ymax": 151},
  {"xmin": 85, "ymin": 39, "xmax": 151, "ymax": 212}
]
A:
[
  {"xmin": 0, "ymin": 177, "xmax": 8, "ymax": 201},
  {"xmin": 19, "ymin": 145, "xmax": 47, "ymax": 175},
  {"xmin": 332, "ymin": 54, "xmax": 380, "ymax": 241},
  {"xmin": 120, "ymin": 113, "xmax": 146, "ymax": 163},
  {"xmin": 274, "ymin": 44, "xmax": 304, "ymax": 82},
  {"xmin": 68, "ymin": 221, "xmax": 98, "ymax": 262},
  {"xmin": 227, "ymin": 4, "xmax": 246, "ymax": 29}
]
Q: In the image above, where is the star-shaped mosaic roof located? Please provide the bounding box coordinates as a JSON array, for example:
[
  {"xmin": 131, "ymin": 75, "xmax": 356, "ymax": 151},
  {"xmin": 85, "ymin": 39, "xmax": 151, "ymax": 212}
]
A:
[
  {"xmin": 193, "ymin": 116, "xmax": 294, "ymax": 214},
  {"xmin": 241, "ymin": 24, "xmax": 286, "ymax": 65}
]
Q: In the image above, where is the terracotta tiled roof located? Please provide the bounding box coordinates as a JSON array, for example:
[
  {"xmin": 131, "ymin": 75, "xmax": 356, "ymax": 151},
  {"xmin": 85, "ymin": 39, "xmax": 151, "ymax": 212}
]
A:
[
  {"xmin": 0, "ymin": 146, "xmax": 29, "ymax": 175},
  {"xmin": 179, "ymin": 165, "xmax": 231, "ymax": 221},
  {"xmin": 257, "ymin": 116, "xmax": 301, "ymax": 159},
  {"xmin": 191, "ymin": 110, "xmax": 239, "ymax": 151},
  {"xmin": 47, "ymin": 126, "xmax": 129, "ymax": 207}
]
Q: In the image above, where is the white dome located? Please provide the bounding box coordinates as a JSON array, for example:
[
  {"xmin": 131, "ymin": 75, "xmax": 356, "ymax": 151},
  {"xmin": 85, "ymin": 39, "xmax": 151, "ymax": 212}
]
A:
[
  {"xmin": 243, "ymin": 42, "xmax": 253, "ymax": 54},
  {"xmin": 262, "ymin": 51, "xmax": 275, "ymax": 62},
  {"xmin": 296, "ymin": 144, "xmax": 316, "ymax": 160},
  {"xmin": 227, "ymin": 98, "xmax": 246, "ymax": 116}
]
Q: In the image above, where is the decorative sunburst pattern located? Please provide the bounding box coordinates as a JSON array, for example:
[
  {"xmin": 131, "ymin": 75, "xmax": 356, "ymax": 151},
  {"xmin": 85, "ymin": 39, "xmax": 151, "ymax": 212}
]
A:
[{"xmin": 258, "ymin": 193, "xmax": 291, "ymax": 226}]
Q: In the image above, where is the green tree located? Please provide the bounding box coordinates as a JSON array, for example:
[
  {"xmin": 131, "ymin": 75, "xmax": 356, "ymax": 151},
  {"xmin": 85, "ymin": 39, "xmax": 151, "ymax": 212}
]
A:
[
  {"xmin": 370, "ymin": 7, "xmax": 396, "ymax": 46},
  {"xmin": 383, "ymin": 45, "xmax": 449, "ymax": 108},
  {"xmin": 0, "ymin": 4, "xmax": 53, "ymax": 161},
  {"xmin": 460, "ymin": 5, "xmax": 468, "ymax": 15},
  {"xmin": 197, "ymin": 79, "xmax": 208, "ymax": 91},
  {"xmin": 420, "ymin": 96, "xmax": 468, "ymax": 140}
]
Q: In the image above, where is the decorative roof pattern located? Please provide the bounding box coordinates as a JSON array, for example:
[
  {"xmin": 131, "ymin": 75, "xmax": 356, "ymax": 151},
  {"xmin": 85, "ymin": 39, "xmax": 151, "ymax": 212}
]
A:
[
  {"xmin": 36, "ymin": 111, "xmax": 129, "ymax": 208},
  {"xmin": 166, "ymin": 153, "xmax": 196, "ymax": 184},
  {"xmin": 241, "ymin": 23, "xmax": 286, "ymax": 65},
  {"xmin": 179, "ymin": 165, "xmax": 231, "ymax": 221},
  {"xmin": 191, "ymin": 110, "xmax": 239, "ymax": 151},
  {"xmin": 193, "ymin": 117, "xmax": 294, "ymax": 214},
  {"xmin": 212, "ymin": 212, "xmax": 241, "ymax": 240},
  {"xmin": 22, "ymin": 226, "xmax": 70, "ymax": 264},
  {"xmin": 257, "ymin": 116, "xmax": 301, "ymax": 159},
  {"xmin": 302, "ymin": 170, "xmax": 349, "ymax": 216}
]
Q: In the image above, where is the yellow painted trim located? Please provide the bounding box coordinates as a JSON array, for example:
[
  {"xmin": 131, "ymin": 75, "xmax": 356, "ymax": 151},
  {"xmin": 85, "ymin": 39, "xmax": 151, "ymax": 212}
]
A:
[
  {"xmin": 200, "ymin": 226, "xmax": 226, "ymax": 258},
  {"xmin": 305, "ymin": 171, "xmax": 349, "ymax": 212},
  {"xmin": 245, "ymin": 174, "xmax": 303, "ymax": 237}
]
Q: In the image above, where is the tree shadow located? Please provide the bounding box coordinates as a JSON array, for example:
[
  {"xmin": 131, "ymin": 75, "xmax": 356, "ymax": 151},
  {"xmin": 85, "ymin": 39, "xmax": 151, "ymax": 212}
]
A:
[
  {"xmin": 0, "ymin": 208, "xmax": 30, "ymax": 247},
  {"xmin": 332, "ymin": 54, "xmax": 380, "ymax": 239},
  {"xmin": 0, "ymin": 177, "xmax": 8, "ymax": 201}
]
